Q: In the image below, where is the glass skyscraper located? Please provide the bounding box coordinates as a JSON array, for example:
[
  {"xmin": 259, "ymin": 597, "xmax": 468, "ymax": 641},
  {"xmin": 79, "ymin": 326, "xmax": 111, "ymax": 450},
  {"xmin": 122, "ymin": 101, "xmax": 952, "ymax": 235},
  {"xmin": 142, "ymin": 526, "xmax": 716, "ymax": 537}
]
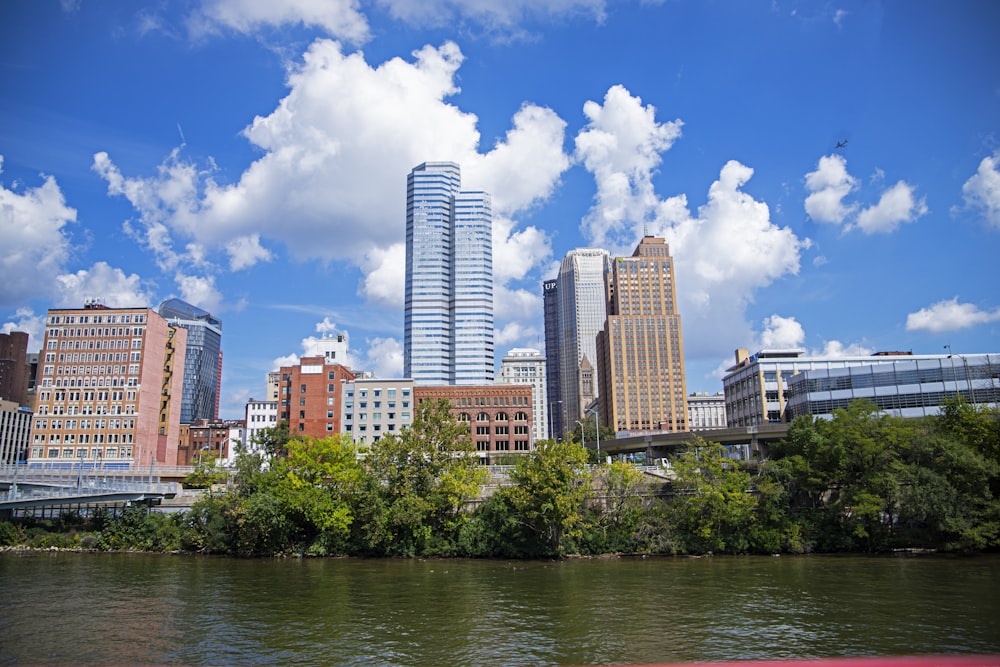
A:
[
  {"xmin": 544, "ymin": 249, "xmax": 612, "ymax": 434},
  {"xmin": 158, "ymin": 298, "xmax": 222, "ymax": 424},
  {"xmin": 404, "ymin": 162, "xmax": 494, "ymax": 385}
]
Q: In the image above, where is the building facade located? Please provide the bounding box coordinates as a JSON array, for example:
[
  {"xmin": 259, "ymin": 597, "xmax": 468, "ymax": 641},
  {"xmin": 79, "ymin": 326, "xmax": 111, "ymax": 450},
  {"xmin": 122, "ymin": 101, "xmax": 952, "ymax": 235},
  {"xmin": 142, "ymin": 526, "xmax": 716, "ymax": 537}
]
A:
[
  {"xmin": 404, "ymin": 162, "xmax": 494, "ymax": 385},
  {"xmin": 497, "ymin": 347, "xmax": 547, "ymax": 442},
  {"xmin": 29, "ymin": 303, "xmax": 187, "ymax": 468},
  {"xmin": 0, "ymin": 331, "xmax": 31, "ymax": 407},
  {"xmin": 278, "ymin": 357, "xmax": 355, "ymax": 439},
  {"xmin": 244, "ymin": 399, "xmax": 279, "ymax": 456},
  {"xmin": 784, "ymin": 352, "xmax": 1000, "ymax": 420},
  {"xmin": 542, "ymin": 279, "xmax": 564, "ymax": 441},
  {"xmin": 341, "ymin": 378, "xmax": 415, "ymax": 447},
  {"xmin": 597, "ymin": 236, "xmax": 688, "ymax": 433},
  {"xmin": 722, "ymin": 348, "xmax": 1000, "ymax": 427},
  {"xmin": 546, "ymin": 248, "xmax": 612, "ymax": 436},
  {"xmin": 414, "ymin": 384, "xmax": 534, "ymax": 464},
  {"xmin": 158, "ymin": 298, "xmax": 222, "ymax": 424},
  {"xmin": 1, "ymin": 399, "xmax": 32, "ymax": 465},
  {"xmin": 687, "ymin": 392, "xmax": 727, "ymax": 430}
]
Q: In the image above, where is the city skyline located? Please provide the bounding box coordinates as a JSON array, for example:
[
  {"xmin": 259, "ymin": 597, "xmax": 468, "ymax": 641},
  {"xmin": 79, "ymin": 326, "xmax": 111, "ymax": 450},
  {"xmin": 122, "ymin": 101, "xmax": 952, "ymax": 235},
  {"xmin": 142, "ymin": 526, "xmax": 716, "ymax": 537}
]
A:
[{"xmin": 1, "ymin": 2, "xmax": 998, "ymax": 419}]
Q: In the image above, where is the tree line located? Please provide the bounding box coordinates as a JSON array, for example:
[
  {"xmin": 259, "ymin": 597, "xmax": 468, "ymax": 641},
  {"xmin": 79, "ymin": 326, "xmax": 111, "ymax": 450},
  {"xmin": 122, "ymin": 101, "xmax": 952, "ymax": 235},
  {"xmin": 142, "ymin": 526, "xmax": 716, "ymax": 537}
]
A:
[{"xmin": 2, "ymin": 397, "xmax": 997, "ymax": 557}]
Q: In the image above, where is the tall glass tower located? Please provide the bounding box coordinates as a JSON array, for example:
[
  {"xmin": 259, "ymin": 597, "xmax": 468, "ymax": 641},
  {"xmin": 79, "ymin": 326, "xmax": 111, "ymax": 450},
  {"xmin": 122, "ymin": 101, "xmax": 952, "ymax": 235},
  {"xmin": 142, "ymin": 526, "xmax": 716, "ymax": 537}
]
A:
[
  {"xmin": 404, "ymin": 162, "xmax": 494, "ymax": 385},
  {"xmin": 158, "ymin": 298, "xmax": 222, "ymax": 424},
  {"xmin": 543, "ymin": 249, "xmax": 612, "ymax": 434}
]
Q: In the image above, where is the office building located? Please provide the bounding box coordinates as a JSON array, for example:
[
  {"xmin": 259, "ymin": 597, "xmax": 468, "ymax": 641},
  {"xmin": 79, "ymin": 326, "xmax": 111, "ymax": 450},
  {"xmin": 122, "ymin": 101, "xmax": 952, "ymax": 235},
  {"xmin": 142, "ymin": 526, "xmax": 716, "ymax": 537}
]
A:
[
  {"xmin": 1, "ymin": 399, "xmax": 32, "ymax": 465},
  {"xmin": 0, "ymin": 331, "xmax": 31, "ymax": 407},
  {"xmin": 414, "ymin": 384, "xmax": 533, "ymax": 464},
  {"xmin": 158, "ymin": 298, "xmax": 223, "ymax": 424},
  {"xmin": 497, "ymin": 347, "xmax": 547, "ymax": 442},
  {"xmin": 341, "ymin": 378, "xmax": 415, "ymax": 447},
  {"xmin": 404, "ymin": 162, "xmax": 494, "ymax": 385},
  {"xmin": 544, "ymin": 248, "xmax": 612, "ymax": 437},
  {"xmin": 244, "ymin": 398, "xmax": 279, "ymax": 456},
  {"xmin": 30, "ymin": 302, "xmax": 187, "ymax": 467},
  {"xmin": 542, "ymin": 279, "xmax": 564, "ymax": 441},
  {"xmin": 278, "ymin": 356, "xmax": 355, "ymax": 439},
  {"xmin": 597, "ymin": 236, "xmax": 688, "ymax": 433},
  {"xmin": 688, "ymin": 392, "xmax": 727, "ymax": 430},
  {"xmin": 723, "ymin": 348, "xmax": 1000, "ymax": 426}
]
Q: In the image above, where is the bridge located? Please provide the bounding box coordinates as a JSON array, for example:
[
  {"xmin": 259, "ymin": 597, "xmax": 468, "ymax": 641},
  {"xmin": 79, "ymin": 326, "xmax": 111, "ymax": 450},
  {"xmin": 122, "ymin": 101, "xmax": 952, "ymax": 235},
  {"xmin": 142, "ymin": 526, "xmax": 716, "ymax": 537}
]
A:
[
  {"xmin": 594, "ymin": 424, "xmax": 791, "ymax": 462},
  {"xmin": 0, "ymin": 464, "xmax": 182, "ymax": 519}
]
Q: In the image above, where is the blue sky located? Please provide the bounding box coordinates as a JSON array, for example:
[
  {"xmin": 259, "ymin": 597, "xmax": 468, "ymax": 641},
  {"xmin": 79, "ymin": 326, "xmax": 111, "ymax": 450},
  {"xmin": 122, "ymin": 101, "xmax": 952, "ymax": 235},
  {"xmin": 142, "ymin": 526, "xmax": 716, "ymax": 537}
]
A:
[{"xmin": 2, "ymin": 0, "xmax": 998, "ymax": 419}]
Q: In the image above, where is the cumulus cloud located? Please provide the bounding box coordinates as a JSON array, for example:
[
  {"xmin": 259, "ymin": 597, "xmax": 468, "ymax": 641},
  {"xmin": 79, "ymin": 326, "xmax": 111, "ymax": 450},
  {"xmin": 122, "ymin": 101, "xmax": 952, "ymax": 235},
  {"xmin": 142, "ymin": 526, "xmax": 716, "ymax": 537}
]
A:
[
  {"xmin": 55, "ymin": 262, "xmax": 154, "ymax": 309},
  {"xmin": 959, "ymin": 153, "xmax": 1000, "ymax": 230},
  {"xmin": 0, "ymin": 158, "xmax": 78, "ymax": 307},
  {"xmin": 357, "ymin": 336, "xmax": 404, "ymax": 378},
  {"xmin": 570, "ymin": 87, "xmax": 804, "ymax": 364},
  {"xmin": 759, "ymin": 314, "xmax": 805, "ymax": 349},
  {"xmin": 813, "ymin": 339, "xmax": 872, "ymax": 357},
  {"xmin": 2, "ymin": 309, "xmax": 46, "ymax": 352},
  {"xmin": 315, "ymin": 317, "xmax": 339, "ymax": 334},
  {"xmin": 854, "ymin": 180, "xmax": 927, "ymax": 234},
  {"xmin": 188, "ymin": 0, "xmax": 370, "ymax": 44},
  {"xmin": 175, "ymin": 273, "xmax": 223, "ymax": 313},
  {"xmin": 804, "ymin": 154, "xmax": 857, "ymax": 224},
  {"xmin": 575, "ymin": 85, "xmax": 683, "ymax": 248},
  {"xmin": 96, "ymin": 40, "xmax": 570, "ymax": 354},
  {"xmin": 906, "ymin": 297, "xmax": 1000, "ymax": 333},
  {"xmin": 226, "ymin": 234, "xmax": 273, "ymax": 271}
]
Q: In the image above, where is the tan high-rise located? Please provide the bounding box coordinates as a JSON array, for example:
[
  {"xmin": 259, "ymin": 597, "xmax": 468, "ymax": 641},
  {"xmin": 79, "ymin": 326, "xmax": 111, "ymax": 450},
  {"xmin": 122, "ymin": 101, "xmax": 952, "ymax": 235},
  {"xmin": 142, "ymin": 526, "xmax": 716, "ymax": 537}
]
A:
[
  {"xmin": 30, "ymin": 302, "xmax": 187, "ymax": 468},
  {"xmin": 597, "ymin": 236, "xmax": 688, "ymax": 433}
]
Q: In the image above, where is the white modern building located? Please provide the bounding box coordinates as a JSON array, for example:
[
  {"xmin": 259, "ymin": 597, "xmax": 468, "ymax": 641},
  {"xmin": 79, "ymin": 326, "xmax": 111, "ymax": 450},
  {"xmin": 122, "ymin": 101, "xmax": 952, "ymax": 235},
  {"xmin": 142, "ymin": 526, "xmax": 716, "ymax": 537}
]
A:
[
  {"xmin": 341, "ymin": 378, "xmax": 415, "ymax": 447},
  {"xmin": 688, "ymin": 392, "xmax": 727, "ymax": 430},
  {"xmin": 723, "ymin": 348, "xmax": 1000, "ymax": 426},
  {"xmin": 243, "ymin": 399, "xmax": 278, "ymax": 457},
  {"xmin": 1, "ymin": 399, "xmax": 32, "ymax": 465},
  {"xmin": 546, "ymin": 249, "xmax": 612, "ymax": 434},
  {"xmin": 404, "ymin": 162, "xmax": 494, "ymax": 386},
  {"xmin": 498, "ymin": 347, "xmax": 547, "ymax": 442}
]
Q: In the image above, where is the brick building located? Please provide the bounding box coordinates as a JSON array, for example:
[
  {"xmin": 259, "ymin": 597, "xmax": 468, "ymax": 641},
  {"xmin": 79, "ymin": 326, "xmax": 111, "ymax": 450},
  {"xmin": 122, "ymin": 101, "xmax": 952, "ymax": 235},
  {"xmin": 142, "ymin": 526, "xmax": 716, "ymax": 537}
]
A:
[
  {"xmin": 0, "ymin": 331, "xmax": 31, "ymax": 407},
  {"xmin": 278, "ymin": 356, "xmax": 355, "ymax": 439},
  {"xmin": 414, "ymin": 384, "xmax": 533, "ymax": 464}
]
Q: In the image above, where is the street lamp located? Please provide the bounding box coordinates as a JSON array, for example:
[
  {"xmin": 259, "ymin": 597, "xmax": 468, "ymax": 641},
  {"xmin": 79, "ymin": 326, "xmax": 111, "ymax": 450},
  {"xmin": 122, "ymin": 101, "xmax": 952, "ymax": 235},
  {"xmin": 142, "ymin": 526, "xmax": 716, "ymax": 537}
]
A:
[
  {"xmin": 585, "ymin": 405, "xmax": 601, "ymax": 462},
  {"xmin": 575, "ymin": 420, "xmax": 585, "ymax": 449}
]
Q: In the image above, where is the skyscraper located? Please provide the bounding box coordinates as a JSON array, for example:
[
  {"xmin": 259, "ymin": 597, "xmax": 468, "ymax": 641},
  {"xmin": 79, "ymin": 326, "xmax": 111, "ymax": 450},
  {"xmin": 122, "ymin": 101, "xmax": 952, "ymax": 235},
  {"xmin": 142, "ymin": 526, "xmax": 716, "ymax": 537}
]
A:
[
  {"xmin": 597, "ymin": 236, "xmax": 688, "ymax": 433},
  {"xmin": 497, "ymin": 347, "xmax": 547, "ymax": 442},
  {"xmin": 543, "ymin": 249, "xmax": 612, "ymax": 437},
  {"xmin": 404, "ymin": 162, "xmax": 494, "ymax": 385},
  {"xmin": 542, "ymin": 279, "xmax": 563, "ymax": 440},
  {"xmin": 30, "ymin": 302, "xmax": 187, "ymax": 467},
  {"xmin": 158, "ymin": 298, "xmax": 223, "ymax": 424}
]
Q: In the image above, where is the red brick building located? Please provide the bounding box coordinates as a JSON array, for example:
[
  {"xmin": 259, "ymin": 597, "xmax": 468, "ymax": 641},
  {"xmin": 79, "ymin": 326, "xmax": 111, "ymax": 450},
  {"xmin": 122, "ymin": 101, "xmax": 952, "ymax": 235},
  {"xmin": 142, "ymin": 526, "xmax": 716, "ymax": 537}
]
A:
[
  {"xmin": 414, "ymin": 384, "xmax": 534, "ymax": 464},
  {"xmin": 278, "ymin": 357, "xmax": 355, "ymax": 439}
]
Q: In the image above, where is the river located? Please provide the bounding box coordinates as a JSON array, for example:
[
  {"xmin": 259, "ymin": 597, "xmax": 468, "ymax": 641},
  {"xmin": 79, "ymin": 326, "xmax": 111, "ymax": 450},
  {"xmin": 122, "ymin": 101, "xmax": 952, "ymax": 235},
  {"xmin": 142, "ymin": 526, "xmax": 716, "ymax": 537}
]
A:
[{"xmin": 1, "ymin": 552, "xmax": 998, "ymax": 665}]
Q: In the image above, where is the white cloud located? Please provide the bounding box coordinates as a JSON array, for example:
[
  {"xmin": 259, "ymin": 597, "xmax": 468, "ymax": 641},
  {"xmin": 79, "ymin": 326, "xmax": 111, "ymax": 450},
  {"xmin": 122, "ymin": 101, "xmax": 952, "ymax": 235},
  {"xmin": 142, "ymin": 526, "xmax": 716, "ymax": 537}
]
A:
[
  {"xmin": 495, "ymin": 320, "xmax": 539, "ymax": 349},
  {"xmin": 959, "ymin": 153, "xmax": 1000, "ymax": 230},
  {"xmin": 804, "ymin": 154, "xmax": 857, "ymax": 224},
  {"xmin": 759, "ymin": 314, "xmax": 805, "ymax": 348},
  {"xmin": 854, "ymin": 180, "xmax": 927, "ymax": 234},
  {"xmin": 575, "ymin": 84, "xmax": 683, "ymax": 248},
  {"xmin": 175, "ymin": 273, "xmax": 223, "ymax": 313},
  {"xmin": 0, "ymin": 158, "xmax": 78, "ymax": 308},
  {"xmin": 189, "ymin": 0, "xmax": 370, "ymax": 44},
  {"xmin": 97, "ymin": 40, "xmax": 569, "ymax": 324},
  {"xmin": 1, "ymin": 308, "xmax": 46, "ymax": 353},
  {"xmin": 813, "ymin": 339, "xmax": 872, "ymax": 357},
  {"xmin": 55, "ymin": 262, "xmax": 154, "ymax": 309},
  {"xmin": 491, "ymin": 215, "xmax": 551, "ymax": 283},
  {"xmin": 271, "ymin": 353, "xmax": 300, "ymax": 371},
  {"xmin": 906, "ymin": 297, "xmax": 1000, "ymax": 333},
  {"xmin": 315, "ymin": 317, "xmax": 339, "ymax": 334},
  {"xmin": 357, "ymin": 336, "xmax": 403, "ymax": 378},
  {"xmin": 226, "ymin": 234, "xmax": 273, "ymax": 271},
  {"xmin": 571, "ymin": 87, "xmax": 804, "ymax": 364}
]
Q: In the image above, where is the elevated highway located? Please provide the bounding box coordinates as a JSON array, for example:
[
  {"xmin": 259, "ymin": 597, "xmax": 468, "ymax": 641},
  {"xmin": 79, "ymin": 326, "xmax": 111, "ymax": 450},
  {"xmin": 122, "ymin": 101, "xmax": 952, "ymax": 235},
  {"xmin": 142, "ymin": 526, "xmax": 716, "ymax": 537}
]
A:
[{"xmin": 596, "ymin": 424, "xmax": 790, "ymax": 461}]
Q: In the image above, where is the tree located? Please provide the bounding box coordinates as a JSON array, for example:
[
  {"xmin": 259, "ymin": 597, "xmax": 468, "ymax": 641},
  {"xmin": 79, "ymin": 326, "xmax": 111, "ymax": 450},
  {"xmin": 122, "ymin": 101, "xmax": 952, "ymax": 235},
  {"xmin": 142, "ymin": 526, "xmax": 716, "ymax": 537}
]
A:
[
  {"xmin": 252, "ymin": 420, "xmax": 292, "ymax": 459},
  {"xmin": 183, "ymin": 452, "xmax": 227, "ymax": 490},
  {"xmin": 668, "ymin": 438, "xmax": 758, "ymax": 554},
  {"xmin": 496, "ymin": 438, "xmax": 591, "ymax": 556},
  {"xmin": 354, "ymin": 399, "xmax": 486, "ymax": 556}
]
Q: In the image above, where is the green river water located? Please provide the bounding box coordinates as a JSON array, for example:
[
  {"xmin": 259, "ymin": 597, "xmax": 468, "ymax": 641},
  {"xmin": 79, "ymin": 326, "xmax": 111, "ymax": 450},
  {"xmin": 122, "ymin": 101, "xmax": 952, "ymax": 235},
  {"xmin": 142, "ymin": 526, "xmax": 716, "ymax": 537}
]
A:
[{"xmin": 1, "ymin": 552, "xmax": 998, "ymax": 665}]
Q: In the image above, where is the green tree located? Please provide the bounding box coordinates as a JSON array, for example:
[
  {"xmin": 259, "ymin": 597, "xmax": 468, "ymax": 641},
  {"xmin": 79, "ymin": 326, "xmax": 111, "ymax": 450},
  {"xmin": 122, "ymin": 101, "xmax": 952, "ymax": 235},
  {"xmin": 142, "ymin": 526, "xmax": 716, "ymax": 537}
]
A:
[
  {"xmin": 668, "ymin": 439, "xmax": 758, "ymax": 554},
  {"xmin": 252, "ymin": 420, "xmax": 292, "ymax": 459},
  {"xmin": 581, "ymin": 461, "xmax": 651, "ymax": 553},
  {"xmin": 183, "ymin": 451, "xmax": 227, "ymax": 489},
  {"xmin": 354, "ymin": 399, "xmax": 485, "ymax": 556},
  {"xmin": 496, "ymin": 438, "xmax": 591, "ymax": 556}
]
